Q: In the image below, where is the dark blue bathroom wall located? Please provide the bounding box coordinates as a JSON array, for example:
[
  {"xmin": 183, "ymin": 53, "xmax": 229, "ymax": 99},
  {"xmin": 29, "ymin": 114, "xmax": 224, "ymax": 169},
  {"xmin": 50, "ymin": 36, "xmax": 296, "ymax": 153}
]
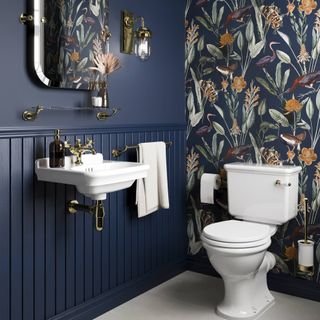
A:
[
  {"xmin": 0, "ymin": 1, "xmax": 187, "ymax": 320},
  {"xmin": 0, "ymin": 125, "xmax": 187, "ymax": 320},
  {"xmin": 0, "ymin": 0, "xmax": 185, "ymax": 128}
]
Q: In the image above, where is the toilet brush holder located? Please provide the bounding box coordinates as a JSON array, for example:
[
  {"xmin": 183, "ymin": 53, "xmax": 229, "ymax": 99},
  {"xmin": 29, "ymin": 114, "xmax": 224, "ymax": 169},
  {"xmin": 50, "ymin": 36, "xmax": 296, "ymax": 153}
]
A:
[{"xmin": 298, "ymin": 240, "xmax": 314, "ymax": 276}]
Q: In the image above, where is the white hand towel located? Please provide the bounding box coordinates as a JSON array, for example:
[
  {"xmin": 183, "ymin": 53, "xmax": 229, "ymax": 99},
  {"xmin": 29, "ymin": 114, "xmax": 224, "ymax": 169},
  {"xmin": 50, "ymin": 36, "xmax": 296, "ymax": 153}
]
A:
[{"xmin": 136, "ymin": 142, "xmax": 170, "ymax": 218}]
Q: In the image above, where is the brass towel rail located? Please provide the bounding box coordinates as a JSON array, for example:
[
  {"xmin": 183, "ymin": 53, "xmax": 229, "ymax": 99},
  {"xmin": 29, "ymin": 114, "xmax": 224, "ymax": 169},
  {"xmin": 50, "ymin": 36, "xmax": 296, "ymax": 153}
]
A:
[{"xmin": 112, "ymin": 141, "xmax": 172, "ymax": 158}]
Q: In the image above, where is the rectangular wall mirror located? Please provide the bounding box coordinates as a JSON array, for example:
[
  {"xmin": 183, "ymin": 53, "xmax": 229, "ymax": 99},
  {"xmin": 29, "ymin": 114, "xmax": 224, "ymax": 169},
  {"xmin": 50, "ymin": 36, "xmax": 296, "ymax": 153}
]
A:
[{"xmin": 34, "ymin": 0, "xmax": 110, "ymax": 90}]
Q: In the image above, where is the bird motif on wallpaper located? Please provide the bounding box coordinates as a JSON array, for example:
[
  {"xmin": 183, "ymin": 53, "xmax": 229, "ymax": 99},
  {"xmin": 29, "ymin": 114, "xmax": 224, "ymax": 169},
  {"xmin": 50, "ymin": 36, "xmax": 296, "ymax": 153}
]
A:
[
  {"xmin": 280, "ymin": 132, "xmax": 306, "ymax": 151},
  {"xmin": 223, "ymin": 145, "xmax": 252, "ymax": 161},
  {"xmin": 287, "ymin": 71, "xmax": 320, "ymax": 93},
  {"xmin": 62, "ymin": 35, "xmax": 79, "ymax": 47},
  {"xmin": 216, "ymin": 63, "xmax": 238, "ymax": 80},
  {"xmin": 196, "ymin": 0, "xmax": 209, "ymax": 6},
  {"xmin": 224, "ymin": 5, "xmax": 252, "ymax": 28},
  {"xmin": 195, "ymin": 114, "xmax": 215, "ymax": 136},
  {"xmin": 256, "ymin": 42, "xmax": 280, "ymax": 68}
]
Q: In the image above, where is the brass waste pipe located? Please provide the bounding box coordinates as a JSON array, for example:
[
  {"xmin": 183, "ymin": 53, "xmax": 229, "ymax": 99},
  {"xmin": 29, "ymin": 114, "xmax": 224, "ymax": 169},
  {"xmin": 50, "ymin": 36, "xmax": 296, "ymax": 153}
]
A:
[{"xmin": 67, "ymin": 200, "xmax": 105, "ymax": 232}]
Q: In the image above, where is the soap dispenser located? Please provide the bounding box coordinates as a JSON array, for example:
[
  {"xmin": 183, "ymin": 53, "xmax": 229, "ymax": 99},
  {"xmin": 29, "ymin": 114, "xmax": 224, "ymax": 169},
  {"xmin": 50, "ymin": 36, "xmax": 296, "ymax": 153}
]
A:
[{"xmin": 49, "ymin": 129, "xmax": 65, "ymax": 168}]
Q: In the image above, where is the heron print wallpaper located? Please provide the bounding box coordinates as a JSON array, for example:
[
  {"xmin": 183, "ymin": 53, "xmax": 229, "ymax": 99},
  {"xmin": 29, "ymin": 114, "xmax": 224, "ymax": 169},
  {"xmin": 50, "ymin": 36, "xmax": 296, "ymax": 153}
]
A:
[{"xmin": 186, "ymin": 0, "xmax": 320, "ymax": 284}]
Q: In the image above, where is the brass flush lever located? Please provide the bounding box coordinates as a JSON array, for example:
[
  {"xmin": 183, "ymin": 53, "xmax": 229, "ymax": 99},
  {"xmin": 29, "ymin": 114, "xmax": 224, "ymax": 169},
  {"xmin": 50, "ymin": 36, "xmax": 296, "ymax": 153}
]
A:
[{"xmin": 275, "ymin": 180, "xmax": 291, "ymax": 187}]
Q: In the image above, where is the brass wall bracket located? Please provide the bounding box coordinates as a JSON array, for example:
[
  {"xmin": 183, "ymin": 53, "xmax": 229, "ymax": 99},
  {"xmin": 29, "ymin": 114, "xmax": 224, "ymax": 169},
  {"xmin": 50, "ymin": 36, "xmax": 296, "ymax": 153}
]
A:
[
  {"xmin": 112, "ymin": 141, "xmax": 172, "ymax": 158},
  {"xmin": 22, "ymin": 106, "xmax": 119, "ymax": 121},
  {"xmin": 22, "ymin": 105, "xmax": 44, "ymax": 121},
  {"xmin": 67, "ymin": 200, "xmax": 105, "ymax": 232},
  {"xmin": 97, "ymin": 108, "xmax": 119, "ymax": 121},
  {"xmin": 20, "ymin": 13, "xmax": 34, "ymax": 24}
]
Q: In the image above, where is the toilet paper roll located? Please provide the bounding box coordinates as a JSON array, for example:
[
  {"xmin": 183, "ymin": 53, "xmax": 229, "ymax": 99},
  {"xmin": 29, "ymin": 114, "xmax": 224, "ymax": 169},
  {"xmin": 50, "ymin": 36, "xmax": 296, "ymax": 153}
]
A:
[{"xmin": 200, "ymin": 173, "xmax": 221, "ymax": 204}]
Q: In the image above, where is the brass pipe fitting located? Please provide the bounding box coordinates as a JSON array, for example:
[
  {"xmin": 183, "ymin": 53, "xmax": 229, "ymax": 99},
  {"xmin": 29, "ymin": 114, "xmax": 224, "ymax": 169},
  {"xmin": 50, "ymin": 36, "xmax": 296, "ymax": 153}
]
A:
[{"xmin": 67, "ymin": 200, "xmax": 105, "ymax": 232}]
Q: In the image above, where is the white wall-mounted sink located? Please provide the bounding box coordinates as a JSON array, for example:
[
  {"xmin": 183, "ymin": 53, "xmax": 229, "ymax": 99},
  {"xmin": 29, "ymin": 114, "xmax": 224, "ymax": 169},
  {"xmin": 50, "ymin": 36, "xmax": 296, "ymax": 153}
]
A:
[{"xmin": 35, "ymin": 153, "xmax": 149, "ymax": 200}]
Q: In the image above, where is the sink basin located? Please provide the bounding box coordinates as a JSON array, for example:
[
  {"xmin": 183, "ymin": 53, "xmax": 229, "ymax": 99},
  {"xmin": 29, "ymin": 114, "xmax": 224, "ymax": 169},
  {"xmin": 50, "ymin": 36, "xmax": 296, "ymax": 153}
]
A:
[{"xmin": 35, "ymin": 153, "xmax": 149, "ymax": 200}]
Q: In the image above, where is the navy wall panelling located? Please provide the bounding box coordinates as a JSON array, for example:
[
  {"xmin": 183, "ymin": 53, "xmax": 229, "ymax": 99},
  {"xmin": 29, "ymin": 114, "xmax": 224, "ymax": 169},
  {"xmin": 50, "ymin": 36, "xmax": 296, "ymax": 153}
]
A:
[{"xmin": 0, "ymin": 125, "xmax": 187, "ymax": 320}]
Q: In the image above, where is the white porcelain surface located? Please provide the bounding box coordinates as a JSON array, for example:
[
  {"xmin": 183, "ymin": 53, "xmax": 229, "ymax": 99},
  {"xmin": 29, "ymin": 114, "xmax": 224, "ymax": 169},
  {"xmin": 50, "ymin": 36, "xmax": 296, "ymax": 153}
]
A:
[
  {"xmin": 224, "ymin": 163, "xmax": 302, "ymax": 225},
  {"xmin": 95, "ymin": 271, "xmax": 320, "ymax": 320},
  {"xmin": 35, "ymin": 153, "xmax": 149, "ymax": 200},
  {"xmin": 202, "ymin": 236, "xmax": 275, "ymax": 320},
  {"xmin": 201, "ymin": 163, "xmax": 302, "ymax": 319},
  {"xmin": 203, "ymin": 220, "xmax": 276, "ymax": 243}
]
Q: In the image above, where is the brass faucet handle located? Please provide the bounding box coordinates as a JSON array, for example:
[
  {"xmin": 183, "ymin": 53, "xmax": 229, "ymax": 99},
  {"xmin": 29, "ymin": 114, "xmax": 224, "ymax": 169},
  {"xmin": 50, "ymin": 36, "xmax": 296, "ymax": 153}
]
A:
[
  {"xmin": 64, "ymin": 140, "xmax": 71, "ymax": 149},
  {"xmin": 86, "ymin": 138, "xmax": 94, "ymax": 146},
  {"xmin": 75, "ymin": 139, "xmax": 82, "ymax": 148}
]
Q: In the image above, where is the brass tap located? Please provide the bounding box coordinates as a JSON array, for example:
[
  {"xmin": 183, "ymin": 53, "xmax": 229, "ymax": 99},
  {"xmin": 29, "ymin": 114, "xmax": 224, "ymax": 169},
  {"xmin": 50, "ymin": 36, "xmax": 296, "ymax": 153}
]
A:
[{"xmin": 65, "ymin": 138, "xmax": 96, "ymax": 165}]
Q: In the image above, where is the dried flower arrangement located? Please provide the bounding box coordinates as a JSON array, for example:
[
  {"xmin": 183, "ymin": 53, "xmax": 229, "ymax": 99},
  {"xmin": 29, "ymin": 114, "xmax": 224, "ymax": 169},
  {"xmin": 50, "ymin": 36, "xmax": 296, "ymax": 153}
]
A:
[{"xmin": 89, "ymin": 36, "xmax": 121, "ymax": 107}]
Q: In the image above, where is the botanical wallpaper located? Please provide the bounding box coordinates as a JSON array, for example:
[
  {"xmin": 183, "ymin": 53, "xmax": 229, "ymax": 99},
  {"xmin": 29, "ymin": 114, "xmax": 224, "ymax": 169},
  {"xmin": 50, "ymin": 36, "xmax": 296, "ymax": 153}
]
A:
[
  {"xmin": 186, "ymin": 0, "xmax": 320, "ymax": 284},
  {"xmin": 45, "ymin": 0, "xmax": 109, "ymax": 89}
]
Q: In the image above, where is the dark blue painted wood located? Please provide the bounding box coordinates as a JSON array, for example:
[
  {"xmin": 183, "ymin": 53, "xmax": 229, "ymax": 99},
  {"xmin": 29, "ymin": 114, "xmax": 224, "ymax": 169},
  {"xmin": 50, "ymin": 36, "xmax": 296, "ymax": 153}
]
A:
[
  {"xmin": 10, "ymin": 139, "xmax": 23, "ymax": 320},
  {"xmin": 56, "ymin": 182, "xmax": 66, "ymax": 313},
  {"xmin": 34, "ymin": 137, "xmax": 46, "ymax": 320},
  {"xmin": 0, "ymin": 125, "xmax": 187, "ymax": 320},
  {"xmin": 0, "ymin": 139, "xmax": 10, "ymax": 320},
  {"xmin": 23, "ymin": 138, "xmax": 35, "ymax": 320}
]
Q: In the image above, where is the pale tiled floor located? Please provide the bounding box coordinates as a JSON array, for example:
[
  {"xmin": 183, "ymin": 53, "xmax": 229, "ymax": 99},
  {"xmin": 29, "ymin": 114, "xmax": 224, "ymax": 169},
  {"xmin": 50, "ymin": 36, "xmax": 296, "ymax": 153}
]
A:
[{"xmin": 96, "ymin": 271, "xmax": 320, "ymax": 320}]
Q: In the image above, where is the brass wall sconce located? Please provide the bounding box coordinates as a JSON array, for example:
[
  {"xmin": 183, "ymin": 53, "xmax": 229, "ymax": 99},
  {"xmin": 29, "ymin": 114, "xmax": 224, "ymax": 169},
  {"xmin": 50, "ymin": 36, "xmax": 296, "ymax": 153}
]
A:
[{"xmin": 121, "ymin": 11, "xmax": 152, "ymax": 61}]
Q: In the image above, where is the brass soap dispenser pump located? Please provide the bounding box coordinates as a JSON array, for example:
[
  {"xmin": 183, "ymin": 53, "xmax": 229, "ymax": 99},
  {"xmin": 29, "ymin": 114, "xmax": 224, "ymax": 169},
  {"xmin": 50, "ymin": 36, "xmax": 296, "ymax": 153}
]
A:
[{"xmin": 49, "ymin": 129, "xmax": 65, "ymax": 168}]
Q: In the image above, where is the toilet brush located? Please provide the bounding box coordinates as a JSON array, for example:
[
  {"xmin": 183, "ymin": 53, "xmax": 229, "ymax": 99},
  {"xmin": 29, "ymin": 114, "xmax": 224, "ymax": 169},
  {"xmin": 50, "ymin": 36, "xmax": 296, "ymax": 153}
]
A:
[
  {"xmin": 304, "ymin": 198, "xmax": 308, "ymax": 244},
  {"xmin": 298, "ymin": 198, "xmax": 314, "ymax": 276}
]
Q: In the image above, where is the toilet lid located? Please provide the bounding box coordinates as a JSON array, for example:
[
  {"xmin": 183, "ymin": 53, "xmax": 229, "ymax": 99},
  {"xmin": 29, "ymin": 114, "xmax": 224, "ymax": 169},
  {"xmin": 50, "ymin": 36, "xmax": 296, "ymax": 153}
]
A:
[{"xmin": 202, "ymin": 220, "xmax": 275, "ymax": 243}]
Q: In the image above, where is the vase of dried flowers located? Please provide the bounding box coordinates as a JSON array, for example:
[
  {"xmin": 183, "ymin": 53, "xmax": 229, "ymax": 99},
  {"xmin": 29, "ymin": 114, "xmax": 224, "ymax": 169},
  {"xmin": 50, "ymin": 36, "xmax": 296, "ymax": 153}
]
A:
[{"xmin": 89, "ymin": 52, "xmax": 121, "ymax": 108}]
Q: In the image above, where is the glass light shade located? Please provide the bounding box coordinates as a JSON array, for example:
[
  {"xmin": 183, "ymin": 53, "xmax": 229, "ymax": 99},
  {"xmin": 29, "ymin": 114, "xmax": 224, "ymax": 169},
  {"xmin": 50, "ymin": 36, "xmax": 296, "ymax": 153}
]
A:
[{"xmin": 134, "ymin": 37, "xmax": 151, "ymax": 61}]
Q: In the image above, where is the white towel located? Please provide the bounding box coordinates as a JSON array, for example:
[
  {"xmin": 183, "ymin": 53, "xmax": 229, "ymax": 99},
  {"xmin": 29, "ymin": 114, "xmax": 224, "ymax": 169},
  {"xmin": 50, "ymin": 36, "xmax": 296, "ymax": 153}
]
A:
[{"xmin": 136, "ymin": 142, "xmax": 170, "ymax": 218}]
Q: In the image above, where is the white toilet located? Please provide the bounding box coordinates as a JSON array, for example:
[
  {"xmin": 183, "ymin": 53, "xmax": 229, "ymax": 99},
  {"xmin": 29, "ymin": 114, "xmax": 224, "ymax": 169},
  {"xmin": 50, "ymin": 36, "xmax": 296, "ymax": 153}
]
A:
[{"xmin": 201, "ymin": 163, "xmax": 301, "ymax": 320}]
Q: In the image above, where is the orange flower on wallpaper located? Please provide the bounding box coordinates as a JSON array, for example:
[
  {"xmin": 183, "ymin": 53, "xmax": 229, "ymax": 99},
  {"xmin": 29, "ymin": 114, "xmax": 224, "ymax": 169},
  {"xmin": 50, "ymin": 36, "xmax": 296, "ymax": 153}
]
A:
[
  {"xmin": 285, "ymin": 242, "xmax": 297, "ymax": 261},
  {"xmin": 287, "ymin": 149, "xmax": 295, "ymax": 162},
  {"xmin": 299, "ymin": 148, "xmax": 318, "ymax": 165},
  {"xmin": 221, "ymin": 79, "xmax": 229, "ymax": 91},
  {"xmin": 220, "ymin": 31, "xmax": 234, "ymax": 47},
  {"xmin": 232, "ymin": 76, "xmax": 247, "ymax": 93},
  {"xmin": 287, "ymin": 0, "xmax": 296, "ymax": 14},
  {"xmin": 299, "ymin": 0, "xmax": 318, "ymax": 15},
  {"xmin": 70, "ymin": 51, "xmax": 80, "ymax": 62},
  {"xmin": 284, "ymin": 96, "xmax": 303, "ymax": 113}
]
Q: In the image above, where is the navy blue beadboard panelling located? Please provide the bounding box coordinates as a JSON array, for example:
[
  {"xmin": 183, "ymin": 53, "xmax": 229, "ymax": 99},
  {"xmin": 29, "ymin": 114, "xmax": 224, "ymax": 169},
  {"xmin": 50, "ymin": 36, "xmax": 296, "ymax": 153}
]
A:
[{"xmin": 0, "ymin": 125, "xmax": 187, "ymax": 320}]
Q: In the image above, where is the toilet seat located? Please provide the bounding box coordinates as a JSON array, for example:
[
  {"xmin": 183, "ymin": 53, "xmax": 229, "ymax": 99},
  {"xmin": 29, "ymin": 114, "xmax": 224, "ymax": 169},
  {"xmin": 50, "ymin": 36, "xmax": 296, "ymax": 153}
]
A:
[
  {"xmin": 202, "ymin": 220, "xmax": 276, "ymax": 249},
  {"xmin": 201, "ymin": 234, "xmax": 270, "ymax": 249}
]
